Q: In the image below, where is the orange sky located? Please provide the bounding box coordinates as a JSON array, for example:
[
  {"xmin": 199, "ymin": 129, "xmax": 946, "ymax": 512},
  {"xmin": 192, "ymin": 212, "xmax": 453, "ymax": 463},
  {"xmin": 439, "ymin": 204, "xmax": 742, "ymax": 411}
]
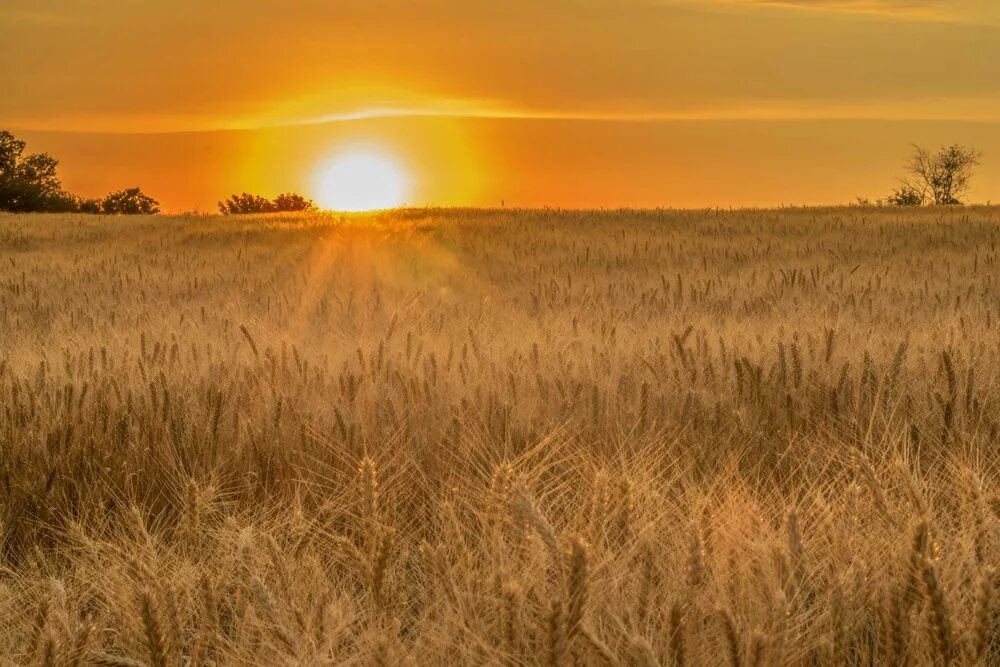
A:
[{"xmin": 4, "ymin": 0, "xmax": 1000, "ymax": 210}]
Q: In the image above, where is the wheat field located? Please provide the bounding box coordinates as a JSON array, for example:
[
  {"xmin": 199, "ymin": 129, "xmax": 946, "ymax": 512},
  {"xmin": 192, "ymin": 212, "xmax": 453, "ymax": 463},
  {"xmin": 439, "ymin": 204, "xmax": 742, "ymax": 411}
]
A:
[{"xmin": 1, "ymin": 207, "xmax": 999, "ymax": 665}]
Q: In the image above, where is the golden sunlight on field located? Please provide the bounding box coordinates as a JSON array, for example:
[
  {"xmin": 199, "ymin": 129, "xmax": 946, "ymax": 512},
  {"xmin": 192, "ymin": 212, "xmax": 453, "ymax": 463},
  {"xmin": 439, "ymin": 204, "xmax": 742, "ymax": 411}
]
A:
[{"xmin": 1, "ymin": 207, "xmax": 1000, "ymax": 664}]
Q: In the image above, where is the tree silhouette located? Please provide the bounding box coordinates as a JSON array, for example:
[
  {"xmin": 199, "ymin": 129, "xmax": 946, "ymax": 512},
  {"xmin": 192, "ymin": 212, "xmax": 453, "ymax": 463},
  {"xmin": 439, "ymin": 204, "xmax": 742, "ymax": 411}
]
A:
[
  {"xmin": 902, "ymin": 144, "xmax": 981, "ymax": 206},
  {"xmin": 219, "ymin": 193, "xmax": 275, "ymax": 215},
  {"xmin": 219, "ymin": 192, "xmax": 316, "ymax": 214},
  {"xmin": 273, "ymin": 192, "xmax": 316, "ymax": 212},
  {"xmin": 101, "ymin": 188, "xmax": 160, "ymax": 215},
  {"xmin": 1, "ymin": 129, "xmax": 160, "ymax": 214},
  {"xmin": 77, "ymin": 198, "xmax": 103, "ymax": 214},
  {"xmin": 0, "ymin": 130, "xmax": 76, "ymax": 212}
]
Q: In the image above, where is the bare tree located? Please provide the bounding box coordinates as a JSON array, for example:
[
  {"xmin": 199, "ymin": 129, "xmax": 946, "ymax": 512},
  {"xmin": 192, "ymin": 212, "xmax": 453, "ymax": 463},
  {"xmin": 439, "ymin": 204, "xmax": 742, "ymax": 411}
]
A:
[{"xmin": 904, "ymin": 144, "xmax": 981, "ymax": 205}]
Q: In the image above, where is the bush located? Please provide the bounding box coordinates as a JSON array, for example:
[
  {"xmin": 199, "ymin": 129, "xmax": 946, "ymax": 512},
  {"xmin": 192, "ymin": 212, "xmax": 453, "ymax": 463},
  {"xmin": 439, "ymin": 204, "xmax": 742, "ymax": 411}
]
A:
[
  {"xmin": 101, "ymin": 188, "xmax": 160, "ymax": 215},
  {"xmin": 273, "ymin": 192, "xmax": 316, "ymax": 212},
  {"xmin": 886, "ymin": 185, "xmax": 924, "ymax": 207},
  {"xmin": 77, "ymin": 198, "xmax": 103, "ymax": 214},
  {"xmin": 218, "ymin": 193, "xmax": 275, "ymax": 215},
  {"xmin": 219, "ymin": 192, "xmax": 316, "ymax": 215}
]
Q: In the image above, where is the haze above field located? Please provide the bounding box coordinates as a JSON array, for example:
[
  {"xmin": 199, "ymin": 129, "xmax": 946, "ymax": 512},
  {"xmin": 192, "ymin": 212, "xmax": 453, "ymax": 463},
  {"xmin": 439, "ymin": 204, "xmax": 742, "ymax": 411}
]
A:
[{"xmin": 3, "ymin": 0, "xmax": 1000, "ymax": 210}]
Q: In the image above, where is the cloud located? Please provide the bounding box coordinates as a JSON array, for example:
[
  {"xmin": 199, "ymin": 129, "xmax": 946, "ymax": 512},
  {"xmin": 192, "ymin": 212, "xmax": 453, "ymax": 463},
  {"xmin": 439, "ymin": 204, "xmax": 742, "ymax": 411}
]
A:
[
  {"xmin": 708, "ymin": 0, "xmax": 996, "ymax": 22},
  {"xmin": 738, "ymin": 0, "xmax": 939, "ymax": 10},
  {"xmin": 3, "ymin": 0, "xmax": 998, "ymax": 134}
]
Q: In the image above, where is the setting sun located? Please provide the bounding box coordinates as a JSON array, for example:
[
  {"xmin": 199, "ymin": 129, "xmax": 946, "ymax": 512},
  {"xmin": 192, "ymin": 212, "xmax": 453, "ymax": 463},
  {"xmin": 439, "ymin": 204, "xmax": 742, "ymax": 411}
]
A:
[{"xmin": 313, "ymin": 149, "xmax": 408, "ymax": 211}]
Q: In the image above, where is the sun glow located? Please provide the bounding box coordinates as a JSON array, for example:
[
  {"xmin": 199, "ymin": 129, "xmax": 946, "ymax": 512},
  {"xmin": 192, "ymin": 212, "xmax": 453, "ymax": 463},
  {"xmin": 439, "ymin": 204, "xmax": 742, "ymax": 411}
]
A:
[{"xmin": 313, "ymin": 149, "xmax": 408, "ymax": 211}]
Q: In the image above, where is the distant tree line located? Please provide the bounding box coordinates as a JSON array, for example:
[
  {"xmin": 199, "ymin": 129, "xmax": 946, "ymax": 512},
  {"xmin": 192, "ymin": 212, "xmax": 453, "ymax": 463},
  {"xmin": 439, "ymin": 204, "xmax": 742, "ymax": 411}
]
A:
[
  {"xmin": 859, "ymin": 144, "xmax": 981, "ymax": 207},
  {"xmin": 0, "ymin": 129, "xmax": 160, "ymax": 214},
  {"xmin": 1, "ymin": 129, "xmax": 320, "ymax": 216},
  {"xmin": 9, "ymin": 125, "xmax": 984, "ymax": 216},
  {"xmin": 218, "ymin": 192, "xmax": 316, "ymax": 214}
]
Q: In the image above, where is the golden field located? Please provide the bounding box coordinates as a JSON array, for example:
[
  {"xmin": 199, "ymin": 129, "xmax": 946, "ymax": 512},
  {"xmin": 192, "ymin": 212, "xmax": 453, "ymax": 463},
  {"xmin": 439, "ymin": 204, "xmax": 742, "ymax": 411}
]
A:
[{"xmin": 1, "ymin": 207, "xmax": 999, "ymax": 665}]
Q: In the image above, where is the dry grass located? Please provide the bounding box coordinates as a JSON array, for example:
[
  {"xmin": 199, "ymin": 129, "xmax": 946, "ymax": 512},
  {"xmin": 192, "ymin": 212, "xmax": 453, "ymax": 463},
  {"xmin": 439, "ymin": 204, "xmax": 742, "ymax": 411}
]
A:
[{"xmin": 1, "ymin": 206, "xmax": 999, "ymax": 665}]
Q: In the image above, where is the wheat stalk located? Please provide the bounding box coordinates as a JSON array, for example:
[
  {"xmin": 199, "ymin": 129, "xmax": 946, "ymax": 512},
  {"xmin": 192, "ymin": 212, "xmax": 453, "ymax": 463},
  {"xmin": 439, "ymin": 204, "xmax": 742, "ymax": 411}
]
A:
[
  {"xmin": 921, "ymin": 558, "xmax": 954, "ymax": 664},
  {"xmin": 716, "ymin": 608, "xmax": 741, "ymax": 667},
  {"xmin": 139, "ymin": 590, "xmax": 168, "ymax": 667}
]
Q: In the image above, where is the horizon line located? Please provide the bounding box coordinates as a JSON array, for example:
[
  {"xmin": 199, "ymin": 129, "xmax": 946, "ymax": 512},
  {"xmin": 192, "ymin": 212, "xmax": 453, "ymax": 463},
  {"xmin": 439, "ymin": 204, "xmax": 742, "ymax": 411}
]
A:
[{"xmin": 11, "ymin": 203, "xmax": 994, "ymax": 217}]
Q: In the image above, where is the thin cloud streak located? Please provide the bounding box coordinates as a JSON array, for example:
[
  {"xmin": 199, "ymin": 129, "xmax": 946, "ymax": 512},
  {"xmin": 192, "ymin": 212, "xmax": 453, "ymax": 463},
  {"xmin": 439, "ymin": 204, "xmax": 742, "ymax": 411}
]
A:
[
  {"xmin": 704, "ymin": 0, "xmax": 997, "ymax": 23},
  {"xmin": 6, "ymin": 97, "xmax": 1000, "ymax": 135}
]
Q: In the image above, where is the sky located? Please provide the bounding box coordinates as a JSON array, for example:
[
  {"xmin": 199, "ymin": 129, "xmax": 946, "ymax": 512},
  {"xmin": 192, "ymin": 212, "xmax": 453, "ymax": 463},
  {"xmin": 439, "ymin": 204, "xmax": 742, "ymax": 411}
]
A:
[{"xmin": 3, "ymin": 0, "xmax": 999, "ymax": 210}]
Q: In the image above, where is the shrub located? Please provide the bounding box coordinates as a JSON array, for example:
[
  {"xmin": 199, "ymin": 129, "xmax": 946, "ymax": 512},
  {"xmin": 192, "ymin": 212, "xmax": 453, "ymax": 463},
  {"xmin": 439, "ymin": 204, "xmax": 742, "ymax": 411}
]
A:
[
  {"xmin": 218, "ymin": 193, "xmax": 276, "ymax": 215},
  {"xmin": 219, "ymin": 192, "xmax": 316, "ymax": 215},
  {"xmin": 272, "ymin": 192, "xmax": 316, "ymax": 212},
  {"xmin": 101, "ymin": 188, "xmax": 161, "ymax": 215},
  {"xmin": 77, "ymin": 197, "xmax": 104, "ymax": 214},
  {"xmin": 887, "ymin": 185, "xmax": 924, "ymax": 207}
]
